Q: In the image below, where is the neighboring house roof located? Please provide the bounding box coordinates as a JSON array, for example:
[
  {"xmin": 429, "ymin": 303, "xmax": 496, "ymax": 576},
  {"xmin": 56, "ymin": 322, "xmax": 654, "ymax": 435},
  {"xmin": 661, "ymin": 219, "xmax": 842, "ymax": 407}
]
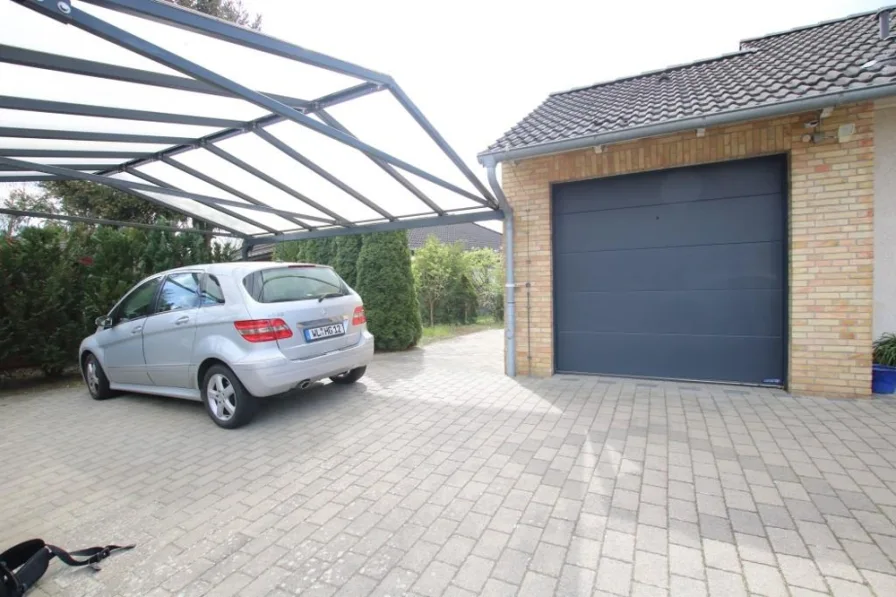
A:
[
  {"xmin": 480, "ymin": 8, "xmax": 896, "ymax": 163},
  {"xmin": 408, "ymin": 223, "xmax": 502, "ymax": 251},
  {"xmin": 247, "ymin": 223, "xmax": 502, "ymax": 260}
]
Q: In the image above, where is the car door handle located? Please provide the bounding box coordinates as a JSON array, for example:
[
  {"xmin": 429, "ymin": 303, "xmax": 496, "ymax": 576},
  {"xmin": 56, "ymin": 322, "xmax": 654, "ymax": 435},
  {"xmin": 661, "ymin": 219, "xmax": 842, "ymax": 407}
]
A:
[
  {"xmin": 174, "ymin": 315, "xmax": 190, "ymax": 325},
  {"xmin": 130, "ymin": 325, "xmax": 143, "ymax": 334}
]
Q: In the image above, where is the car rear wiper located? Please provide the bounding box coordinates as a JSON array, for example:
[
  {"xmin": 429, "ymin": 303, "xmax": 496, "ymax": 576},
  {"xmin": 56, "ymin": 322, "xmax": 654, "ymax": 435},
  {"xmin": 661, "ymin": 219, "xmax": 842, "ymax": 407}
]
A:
[{"xmin": 318, "ymin": 292, "xmax": 345, "ymax": 302}]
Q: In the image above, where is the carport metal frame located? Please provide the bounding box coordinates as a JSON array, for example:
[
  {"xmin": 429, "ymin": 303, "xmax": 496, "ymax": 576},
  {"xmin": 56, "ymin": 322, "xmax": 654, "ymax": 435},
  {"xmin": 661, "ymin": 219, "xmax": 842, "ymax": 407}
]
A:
[
  {"xmin": 1, "ymin": 0, "xmax": 517, "ymax": 375},
  {"xmin": 2, "ymin": 0, "xmax": 502, "ymax": 242}
]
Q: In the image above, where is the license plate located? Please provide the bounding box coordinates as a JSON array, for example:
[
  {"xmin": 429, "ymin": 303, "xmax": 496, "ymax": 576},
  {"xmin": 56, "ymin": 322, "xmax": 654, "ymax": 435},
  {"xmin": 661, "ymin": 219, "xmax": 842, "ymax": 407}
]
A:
[{"xmin": 304, "ymin": 323, "xmax": 345, "ymax": 342}]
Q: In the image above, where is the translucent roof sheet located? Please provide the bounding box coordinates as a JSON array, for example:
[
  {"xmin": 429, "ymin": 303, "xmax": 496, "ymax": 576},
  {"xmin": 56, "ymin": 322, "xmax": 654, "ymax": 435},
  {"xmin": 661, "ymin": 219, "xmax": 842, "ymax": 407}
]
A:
[{"xmin": 0, "ymin": 0, "xmax": 499, "ymax": 242}]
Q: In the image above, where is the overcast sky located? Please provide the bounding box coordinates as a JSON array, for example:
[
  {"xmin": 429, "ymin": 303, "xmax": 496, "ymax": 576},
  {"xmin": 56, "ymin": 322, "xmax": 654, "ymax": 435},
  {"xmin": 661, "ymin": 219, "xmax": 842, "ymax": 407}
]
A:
[{"xmin": 0, "ymin": 0, "xmax": 885, "ymax": 234}]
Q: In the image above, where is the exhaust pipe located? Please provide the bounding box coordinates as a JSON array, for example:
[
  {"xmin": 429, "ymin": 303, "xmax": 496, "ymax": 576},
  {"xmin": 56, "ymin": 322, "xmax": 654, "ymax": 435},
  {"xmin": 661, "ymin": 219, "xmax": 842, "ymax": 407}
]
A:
[{"xmin": 298, "ymin": 379, "xmax": 312, "ymax": 390}]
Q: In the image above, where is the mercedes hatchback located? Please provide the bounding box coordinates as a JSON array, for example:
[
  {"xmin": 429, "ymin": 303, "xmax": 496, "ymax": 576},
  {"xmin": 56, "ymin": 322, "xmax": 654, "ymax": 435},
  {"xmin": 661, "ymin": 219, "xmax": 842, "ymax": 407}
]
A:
[{"xmin": 79, "ymin": 262, "xmax": 374, "ymax": 428}]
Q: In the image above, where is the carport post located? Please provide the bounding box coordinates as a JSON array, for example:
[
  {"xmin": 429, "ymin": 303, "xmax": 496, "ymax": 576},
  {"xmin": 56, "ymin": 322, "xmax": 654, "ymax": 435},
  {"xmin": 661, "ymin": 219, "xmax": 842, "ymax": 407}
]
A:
[{"xmin": 487, "ymin": 165, "xmax": 516, "ymax": 377}]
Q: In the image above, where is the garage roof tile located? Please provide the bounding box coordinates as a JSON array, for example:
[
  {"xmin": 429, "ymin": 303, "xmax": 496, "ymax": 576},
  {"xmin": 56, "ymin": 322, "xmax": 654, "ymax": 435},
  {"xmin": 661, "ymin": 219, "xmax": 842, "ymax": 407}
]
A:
[{"xmin": 481, "ymin": 8, "xmax": 896, "ymax": 158}]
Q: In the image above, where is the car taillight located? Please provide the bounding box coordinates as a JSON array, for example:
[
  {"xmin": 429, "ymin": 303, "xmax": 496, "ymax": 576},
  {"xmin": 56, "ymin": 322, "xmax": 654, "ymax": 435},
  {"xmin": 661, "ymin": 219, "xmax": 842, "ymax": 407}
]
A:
[
  {"xmin": 352, "ymin": 306, "xmax": 366, "ymax": 325},
  {"xmin": 234, "ymin": 318, "xmax": 293, "ymax": 342}
]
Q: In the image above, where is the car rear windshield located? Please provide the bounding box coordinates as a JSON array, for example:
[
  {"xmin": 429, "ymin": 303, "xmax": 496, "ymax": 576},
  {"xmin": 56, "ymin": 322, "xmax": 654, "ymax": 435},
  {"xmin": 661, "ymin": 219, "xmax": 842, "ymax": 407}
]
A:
[{"xmin": 243, "ymin": 266, "xmax": 347, "ymax": 303}]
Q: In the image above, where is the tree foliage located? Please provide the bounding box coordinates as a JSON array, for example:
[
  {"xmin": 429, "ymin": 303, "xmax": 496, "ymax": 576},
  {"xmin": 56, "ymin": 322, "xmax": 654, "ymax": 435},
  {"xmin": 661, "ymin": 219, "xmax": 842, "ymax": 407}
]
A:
[
  {"xmin": 40, "ymin": 181, "xmax": 184, "ymax": 225},
  {"xmin": 413, "ymin": 237, "xmax": 464, "ymax": 327},
  {"xmin": 411, "ymin": 238, "xmax": 505, "ymax": 326},
  {"xmin": 334, "ymin": 235, "xmax": 364, "ymax": 288},
  {"xmin": 168, "ymin": 0, "xmax": 262, "ymax": 29},
  {"xmin": 0, "ymin": 186, "xmax": 58, "ymax": 235},
  {"xmin": 464, "ymin": 248, "xmax": 504, "ymax": 321},
  {"xmin": 0, "ymin": 224, "xmax": 234, "ymax": 377},
  {"xmin": 355, "ymin": 231, "xmax": 421, "ymax": 351}
]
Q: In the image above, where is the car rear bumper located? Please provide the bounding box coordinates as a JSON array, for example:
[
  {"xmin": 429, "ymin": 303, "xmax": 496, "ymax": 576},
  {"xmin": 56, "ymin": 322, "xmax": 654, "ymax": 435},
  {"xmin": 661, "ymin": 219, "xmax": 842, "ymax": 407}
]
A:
[{"xmin": 232, "ymin": 331, "xmax": 374, "ymax": 397}]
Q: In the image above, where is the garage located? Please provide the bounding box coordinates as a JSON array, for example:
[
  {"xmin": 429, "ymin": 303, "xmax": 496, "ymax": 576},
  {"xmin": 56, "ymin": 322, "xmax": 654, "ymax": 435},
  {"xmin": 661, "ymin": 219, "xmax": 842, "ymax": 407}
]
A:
[{"xmin": 552, "ymin": 155, "xmax": 787, "ymax": 385}]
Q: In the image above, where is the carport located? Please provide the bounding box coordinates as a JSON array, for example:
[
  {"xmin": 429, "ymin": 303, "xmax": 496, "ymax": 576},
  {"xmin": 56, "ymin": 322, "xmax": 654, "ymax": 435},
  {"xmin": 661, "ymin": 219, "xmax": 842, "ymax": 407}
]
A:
[{"xmin": 0, "ymin": 0, "xmax": 518, "ymax": 373}]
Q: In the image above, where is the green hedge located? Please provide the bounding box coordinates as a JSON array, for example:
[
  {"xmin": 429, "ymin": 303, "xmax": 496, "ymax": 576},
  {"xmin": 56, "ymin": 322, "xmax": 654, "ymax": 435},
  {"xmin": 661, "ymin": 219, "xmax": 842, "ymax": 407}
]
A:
[
  {"xmin": 0, "ymin": 224, "xmax": 232, "ymax": 376},
  {"xmin": 355, "ymin": 231, "xmax": 422, "ymax": 351}
]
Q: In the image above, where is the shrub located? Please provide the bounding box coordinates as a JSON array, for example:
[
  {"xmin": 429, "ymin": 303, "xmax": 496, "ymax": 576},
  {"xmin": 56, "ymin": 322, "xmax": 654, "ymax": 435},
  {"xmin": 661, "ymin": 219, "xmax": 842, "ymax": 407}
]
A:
[
  {"xmin": 464, "ymin": 248, "xmax": 503, "ymax": 321},
  {"xmin": 874, "ymin": 333, "xmax": 896, "ymax": 367},
  {"xmin": 355, "ymin": 231, "xmax": 421, "ymax": 350},
  {"xmin": 334, "ymin": 234, "xmax": 364, "ymax": 288},
  {"xmin": 0, "ymin": 224, "xmax": 233, "ymax": 376},
  {"xmin": 0, "ymin": 227, "xmax": 88, "ymax": 375}
]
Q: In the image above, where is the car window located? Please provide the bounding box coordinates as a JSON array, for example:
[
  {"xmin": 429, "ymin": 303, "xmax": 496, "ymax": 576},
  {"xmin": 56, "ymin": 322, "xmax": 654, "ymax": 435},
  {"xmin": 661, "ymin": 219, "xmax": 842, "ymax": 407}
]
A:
[
  {"xmin": 243, "ymin": 266, "xmax": 347, "ymax": 303},
  {"xmin": 156, "ymin": 272, "xmax": 201, "ymax": 313},
  {"xmin": 201, "ymin": 274, "xmax": 225, "ymax": 306},
  {"xmin": 116, "ymin": 277, "xmax": 161, "ymax": 324}
]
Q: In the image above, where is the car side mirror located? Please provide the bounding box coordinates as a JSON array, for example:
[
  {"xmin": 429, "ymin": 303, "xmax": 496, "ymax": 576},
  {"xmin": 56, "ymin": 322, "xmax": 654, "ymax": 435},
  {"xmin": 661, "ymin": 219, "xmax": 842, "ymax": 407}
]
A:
[{"xmin": 95, "ymin": 315, "xmax": 113, "ymax": 329}]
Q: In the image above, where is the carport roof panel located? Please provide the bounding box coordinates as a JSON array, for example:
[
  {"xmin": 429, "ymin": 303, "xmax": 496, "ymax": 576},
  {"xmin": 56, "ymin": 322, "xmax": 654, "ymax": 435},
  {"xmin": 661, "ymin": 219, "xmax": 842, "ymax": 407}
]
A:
[{"xmin": 0, "ymin": 0, "xmax": 499, "ymax": 240}]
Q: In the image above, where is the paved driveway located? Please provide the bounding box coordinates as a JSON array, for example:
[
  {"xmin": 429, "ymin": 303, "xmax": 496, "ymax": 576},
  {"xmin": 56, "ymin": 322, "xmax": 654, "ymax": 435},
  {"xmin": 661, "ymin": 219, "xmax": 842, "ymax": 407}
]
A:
[{"xmin": 4, "ymin": 331, "xmax": 896, "ymax": 596}]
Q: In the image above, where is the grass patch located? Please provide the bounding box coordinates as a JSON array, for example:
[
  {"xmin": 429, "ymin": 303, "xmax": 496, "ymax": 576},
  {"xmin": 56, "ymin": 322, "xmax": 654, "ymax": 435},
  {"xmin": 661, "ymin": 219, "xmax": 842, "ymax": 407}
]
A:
[{"xmin": 420, "ymin": 317, "xmax": 503, "ymax": 345}]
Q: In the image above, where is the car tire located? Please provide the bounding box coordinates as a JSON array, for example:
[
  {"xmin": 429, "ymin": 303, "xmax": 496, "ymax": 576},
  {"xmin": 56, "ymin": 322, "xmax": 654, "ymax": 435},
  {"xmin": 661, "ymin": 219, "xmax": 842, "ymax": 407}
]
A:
[
  {"xmin": 83, "ymin": 353, "xmax": 115, "ymax": 401},
  {"xmin": 202, "ymin": 364, "xmax": 257, "ymax": 429},
  {"xmin": 330, "ymin": 366, "xmax": 366, "ymax": 385}
]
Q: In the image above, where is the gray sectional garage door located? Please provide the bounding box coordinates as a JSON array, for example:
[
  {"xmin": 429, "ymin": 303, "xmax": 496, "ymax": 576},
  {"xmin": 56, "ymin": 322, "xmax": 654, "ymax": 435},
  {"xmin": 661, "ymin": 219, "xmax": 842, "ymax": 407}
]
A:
[{"xmin": 553, "ymin": 156, "xmax": 786, "ymax": 385}]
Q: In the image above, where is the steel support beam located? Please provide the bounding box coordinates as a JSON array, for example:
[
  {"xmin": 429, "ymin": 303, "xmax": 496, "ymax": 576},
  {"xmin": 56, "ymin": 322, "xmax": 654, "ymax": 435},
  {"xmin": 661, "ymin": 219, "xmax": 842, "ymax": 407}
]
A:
[
  {"xmin": 0, "ymin": 207, "xmax": 243, "ymax": 237},
  {"xmin": 0, "ymin": 95, "xmax": 244, "ymax": 128},
  {"xmin": 253, "ymin": 128, "xmax": 394, "ymax": 222},
  {"xmin": 0, "ymin": 149, "xmax": 148, "ymax": 159},
  {"xmin": 0, "ymin": 174, "xmax": 60, "ymax": 182},
  {"xmin": 159, "ymin": 156, "xmax": 299, "ymax": 232},
  {"xmin": 253, "ymin": 210, "xmax": 503, "ymax": 244},
  {"xmin": 202, "ymin": 144, "xmax": 350, "ymax": 227},
  {"xmin": 0, "ymin": 44, "xmax": 310, "ymax": 108},
  {"xmin": 0, "ymin": 156, "xmax": 323, "ymax": 224},
  {"xmin": 124, "ymin": 168, "xmax": 323, "ymax": 227},
  {"xmin": 315, "ymin": 110, "xmax": 446, "ymax": 216},
  {"xmin": 123, "ymin": 168, "xmax": 281, "ymax": 234},
  {"xmin": 0, "ymin": 163, "xmax": 125, "ymax": 172},
  {"xmin": 0, "ymin": 126, "xmax": 194, "ymax": 145},
  {"xmin": 80, "ymin": 0, "xmax": 392, "ymax": 84},
  {"xmin": 51, "ymin": 3, "xmax": 490, "ymax": 206},
  {"xmin": 95, "ymin": 82, "xmax": 381, "ymax": 178},
  {"xmin": 389, "ymin": 87, "xmax": 498, "ymax": 207}
]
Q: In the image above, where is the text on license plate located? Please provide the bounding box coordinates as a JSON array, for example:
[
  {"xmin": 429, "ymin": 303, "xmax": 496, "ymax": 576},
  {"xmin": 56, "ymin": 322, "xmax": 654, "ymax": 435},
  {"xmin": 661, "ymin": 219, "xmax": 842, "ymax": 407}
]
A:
[{"xmin": 304, "ymin": 323, "xmax": 345, "ymax": 341}]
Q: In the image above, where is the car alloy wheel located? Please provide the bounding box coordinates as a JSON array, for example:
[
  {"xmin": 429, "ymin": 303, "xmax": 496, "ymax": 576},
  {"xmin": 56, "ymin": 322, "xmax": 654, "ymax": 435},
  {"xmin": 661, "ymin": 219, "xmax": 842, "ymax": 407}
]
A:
[
  {"xmin": 207, "ymin": 373, "xmax": 236, "ymax": 422},
  {"xmin": 85, "ymin": 358, "xmax": 100, "ymax": 396}
]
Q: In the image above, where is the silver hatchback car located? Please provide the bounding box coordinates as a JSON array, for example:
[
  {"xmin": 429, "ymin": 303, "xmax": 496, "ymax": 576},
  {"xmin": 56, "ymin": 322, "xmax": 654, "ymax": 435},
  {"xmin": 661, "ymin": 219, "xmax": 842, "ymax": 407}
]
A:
[{"xmin": 79, "ymin": 262, "xmax": 374, "ymax": 428}]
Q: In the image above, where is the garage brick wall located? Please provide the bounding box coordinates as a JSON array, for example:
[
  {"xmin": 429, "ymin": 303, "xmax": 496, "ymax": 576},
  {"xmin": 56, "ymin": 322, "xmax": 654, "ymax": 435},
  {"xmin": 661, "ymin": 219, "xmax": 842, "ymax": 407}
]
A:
[{"xmin": 502, "ymin": 102, "xmax": 875, "ymax": 397}]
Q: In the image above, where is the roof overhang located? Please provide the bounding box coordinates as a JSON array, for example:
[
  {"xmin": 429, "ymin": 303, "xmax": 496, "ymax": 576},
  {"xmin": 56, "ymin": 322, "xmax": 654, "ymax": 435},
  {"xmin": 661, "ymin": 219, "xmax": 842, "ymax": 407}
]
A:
[
  {"xmin": 478, "ymin": 82, "xmax": 896, "ymax": 167},
  {"xmin": 1, "ymin": 0, "xmax": 501, "ymax": 243}
]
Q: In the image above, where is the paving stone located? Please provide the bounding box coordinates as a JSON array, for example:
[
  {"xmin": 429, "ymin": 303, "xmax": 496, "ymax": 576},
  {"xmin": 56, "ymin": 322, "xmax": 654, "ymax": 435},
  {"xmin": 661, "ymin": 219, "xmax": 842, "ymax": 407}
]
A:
[
  {"xmin": 492, "ymin": 548, "xmax": 531, "ymax": 585},
  {"xmin": 735, "ymin": 533, "xmax": 776, "ymax": 566},
  {"xmin": 702, "ymin": 538, "xmax": 740, "ymax": 573},
  {"xmin": 840, "ymin": 538, "xmax": 896, "ymax": 574},
  {"xmin": 11, "ymin": 330, "xmax": 896, "ymax": 597},
  {"xmin": 670, "ymin": 574, "xmax": 707, "ymax": 597},
  {"xmin": 595, "ymin": 557, "xmax": 633, "ymax": 596},
  {"xmin": 743, "ymin": 561, "xmax": 788, "ymax": 597},
  {"xmin": 452, "ymin": 554, "xmax": 494, "ymax": 593},
  {"xmin": 634, "ymin": 550, "xmax": 668, "ymax": 588},
  {"xmin": 556, "ymin": 564, "xmax": 595, "ymax": 596},
  {"xmin": 603, "ymin": 529, "xmax": 636, "ymax": 563},
  {"xmin": 560, "ymin": 536, "xmax": 599, "ymax": 570},
  {"xmin": 412, "ymin": 561, "xmax": 458, "ymax": 597},
  {"xmin": 517, "ymin": 570, "xmax": 558, "ymax": 597},
  {"xmin": 826, "ymin": 577, "xmax": 874, "ymax": 597},
  {"xmin": 472, "ymin": 529, "xmax": 509, "ymax": 561},
  {"xmin": 670, "ymin": 544, "xmax": 705, "ymax": 580},
  {"xmin": 706, "ymin": 568, "xmax": 747, "ymax": 597},
  {"xmin": 776, "ymin": 554, "xmax": 826, "ymax": 592}
]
